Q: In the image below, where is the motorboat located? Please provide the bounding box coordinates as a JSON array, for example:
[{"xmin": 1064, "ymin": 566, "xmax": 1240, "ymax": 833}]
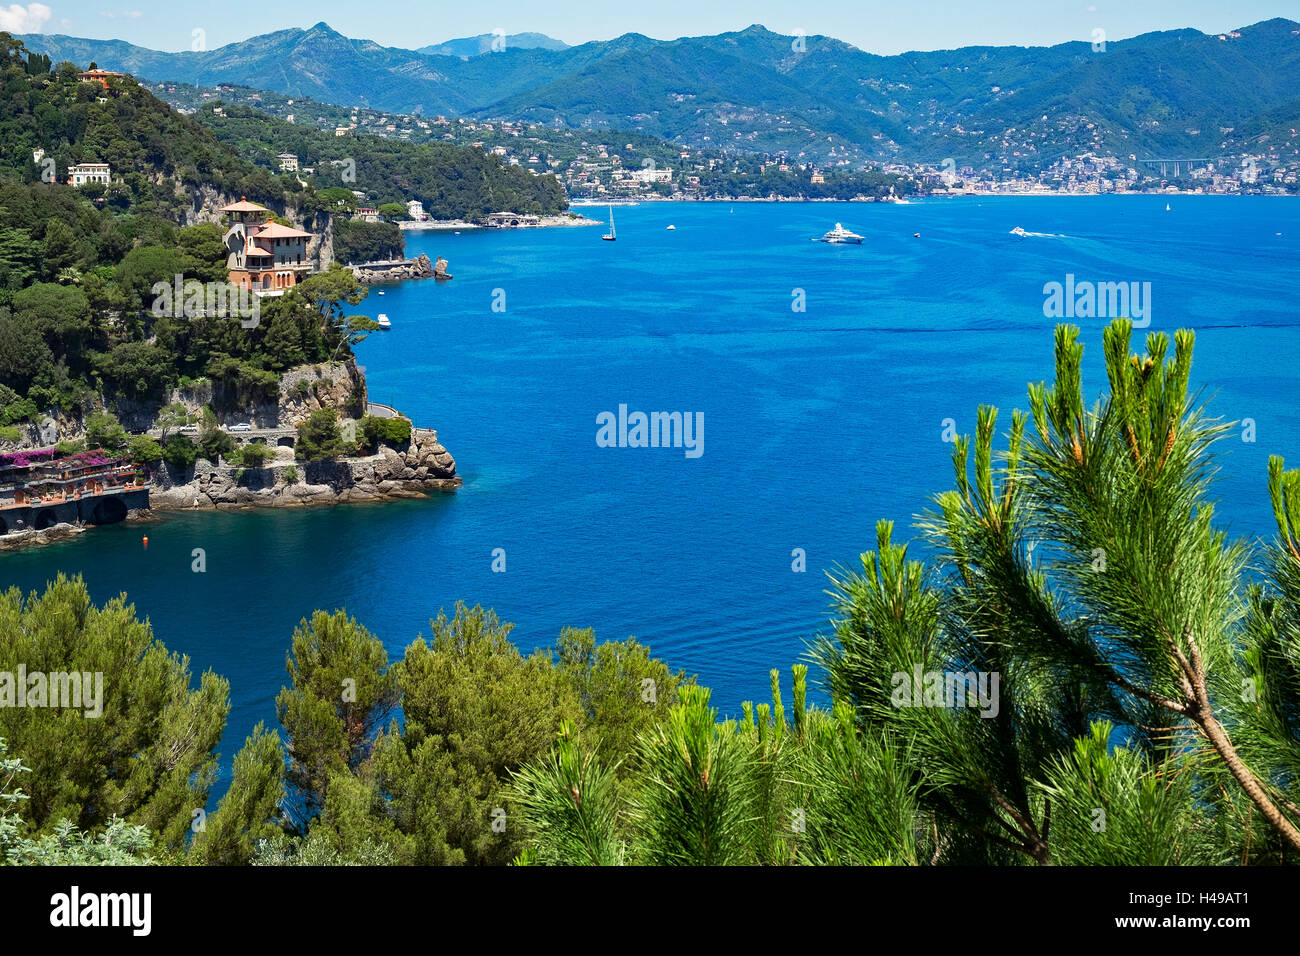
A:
[{"xmin": 377, "ymin": 313, "xmax": 391, "ymax": 329}]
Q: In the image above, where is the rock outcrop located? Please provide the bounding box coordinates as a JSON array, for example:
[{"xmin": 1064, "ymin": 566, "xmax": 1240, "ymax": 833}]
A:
[
  {"xmin": 149, "ymin": 429, "xmax": 460, "ymax": 511},
  {"xmin": 348, "ymin": 254, "xmax": 436, "ymax": 284}
]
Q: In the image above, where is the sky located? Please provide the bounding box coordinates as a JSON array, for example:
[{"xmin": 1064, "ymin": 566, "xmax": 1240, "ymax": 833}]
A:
[{"xmin": 0, "ymin": 0, "xmax": 1292, "ymax": 54}]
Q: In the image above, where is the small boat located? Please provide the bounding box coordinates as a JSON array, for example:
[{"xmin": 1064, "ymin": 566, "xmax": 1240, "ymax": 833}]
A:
[
  {"xmin": 602, "ymin": 205, "xmax": 616, "ymax": 241},
  {"xmin": 377, "ymin": 290, "xmax": 385, "ymax": 295},
  {"xmin": 1009, "ymin": 226, "xmax": 1028, "ymax": 238},
  {"xmin": 377, "ymin": 313, "xmax": 391, "ymax": 329},
  {"xmin": 815, "ymin": 222, "xmax": 863, "ymax": 244},
  {"xmin": 913, "ymin": 232, "xmax": 921, "ymax": 238},
  {"xmin": 666, "ymin": 224, "xmax": 676, "ymax": 230},
  {"xmin": 1165, "ymin": 203, "xmax": 1171, "ymax": 211}
]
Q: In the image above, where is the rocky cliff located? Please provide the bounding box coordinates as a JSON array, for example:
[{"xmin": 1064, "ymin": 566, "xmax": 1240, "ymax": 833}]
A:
[{"xmin": 149, "ymin": 428, "xmax": 459, "ymax": 510}]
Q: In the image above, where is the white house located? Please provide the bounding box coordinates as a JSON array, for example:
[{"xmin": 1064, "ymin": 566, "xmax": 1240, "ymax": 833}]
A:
[
  {"xmin": 406, "ymin": 199, "xmax": 426, "ymax": 221},
  {"xmin": 69, "ymin": 163, "xmax": 111, "ymax": 187},
  {"xmin": 277, "ymin": 153, "xmax": 299, "ymax": 172}
]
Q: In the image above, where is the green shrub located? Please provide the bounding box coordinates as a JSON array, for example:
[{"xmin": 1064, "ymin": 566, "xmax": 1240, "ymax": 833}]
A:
[
  {"xmin": 198, "ymin": 407, "xmax": 236, "ymax": 463},
  {"xmin": 128, "ymin": 435, "xmax": 163, "ymax": 465},
  {"xmin": 161, "ymin": 433, "xmax": 199, "ymax": 468},
  {"xmin": 281, "ymin": 465, "xmax": 299, "ymax": 484},
  {"xmin": 360, "ymin": 415, "xmax": 411, "ymax": 450},
  {"xmin": 0, "ymin": 426, "xmax": 19, "ymax": 443},
  {"xmin": 231, "ymin": 442, "xmax": 274, "ymax": 468},
  {"xmin": 295, "ymin": 408, "xmax": 344, "ymax": 461},
  {"xmin": 85, "ymin": 410, "xmax": 128, "ymax": 451},
  {"xmin": 55, "ymin": 439, "xmax": 87, "ymax": 456}
]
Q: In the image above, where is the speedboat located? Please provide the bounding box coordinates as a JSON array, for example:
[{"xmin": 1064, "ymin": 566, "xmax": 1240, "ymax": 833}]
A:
[
  {"xmin": 666, "ymin": 224, "xmax": 676, "ymax": 230},
  {"xmin": 1009, "ymin": 226, "xmax": 1028, "ymax": 238},
  {"xmin": 377, "ymin": 313, "xmax": 391, "ymax": 329},
  {"xmin": 815, "ymin": 222, "xmax": 863, "ymax": 244}
]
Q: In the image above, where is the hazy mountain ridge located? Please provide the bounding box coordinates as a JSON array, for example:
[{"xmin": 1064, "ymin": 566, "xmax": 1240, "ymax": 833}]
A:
[
  {"xmin": 16, "ymin": 18, "xmax": 1300, "ymax": 167},
  {"xmin": 417, "ymin": 32, "xmax": 569, "ymax": 58}
]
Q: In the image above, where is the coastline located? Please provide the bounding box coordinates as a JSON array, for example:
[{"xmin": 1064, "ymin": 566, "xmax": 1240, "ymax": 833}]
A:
[
  {"xmin": 148, "ymin": 429, "xmax": 461, "ymax": 511},
  {"xmin": 401, "ymin": 213, "xmax": 601, "ymax": 231}
]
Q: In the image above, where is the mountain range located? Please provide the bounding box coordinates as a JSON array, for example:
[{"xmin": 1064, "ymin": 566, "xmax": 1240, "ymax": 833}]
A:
[{"xmin": 15, "ymin": 19, "xmax": 1300, "ymax": 168}]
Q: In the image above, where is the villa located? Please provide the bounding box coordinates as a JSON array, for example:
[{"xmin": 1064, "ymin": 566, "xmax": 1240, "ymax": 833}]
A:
[
  {"xmin": 69, "ymin": 163, "xmax": 111, "ymax": 187},
  {"xmin": 76, "ymin": 68, "xmax": 125, "ymax": 89},
  {"xmin": 221, "ymin": 198, "xmax": 315, "ymax": 293}
]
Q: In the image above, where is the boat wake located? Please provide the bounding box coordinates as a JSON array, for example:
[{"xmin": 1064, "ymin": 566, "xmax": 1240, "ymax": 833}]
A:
[{"xmin": 1010, "ymin": 226, "xmax": 1066, "ymax": 239}]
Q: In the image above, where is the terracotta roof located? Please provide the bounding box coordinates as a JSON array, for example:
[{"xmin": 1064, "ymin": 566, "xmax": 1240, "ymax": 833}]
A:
[
  {"xmin": 220, "ymin": 198, "xmax": 271, "ymax": 213},
  {"xmin": 252, "ymin": 222, "xmax": 313, "ymax": 239}
]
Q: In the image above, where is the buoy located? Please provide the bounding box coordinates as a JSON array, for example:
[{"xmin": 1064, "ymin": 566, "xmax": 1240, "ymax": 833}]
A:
[{"xmin": 142, "ymin": 535, "xmax": 149, "ymax": 549}]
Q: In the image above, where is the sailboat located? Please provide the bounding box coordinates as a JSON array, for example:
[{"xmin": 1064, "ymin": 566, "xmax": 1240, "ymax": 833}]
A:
[
  {"xmin": 1165, "ymin": 203, "xmax": 1171, "ymax": 211},
  {"xmin": 602, "ymin": 205, "xmax": 616, "ymax": 241}
]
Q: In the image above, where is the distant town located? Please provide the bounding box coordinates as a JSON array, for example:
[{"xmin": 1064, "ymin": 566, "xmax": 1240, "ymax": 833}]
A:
[{"xmin": 160, "ymin": 80, "xmax": 1300, "ymax": 208}]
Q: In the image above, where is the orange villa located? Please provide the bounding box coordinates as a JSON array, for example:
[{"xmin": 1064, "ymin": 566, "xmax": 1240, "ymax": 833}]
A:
[
  {"xmin": 221, "ymin": 198, "xmax": 315, "ymax": 294},
  {"xmin": 76, "ymin": 68, "xmax": 125, "ymax": 89}
]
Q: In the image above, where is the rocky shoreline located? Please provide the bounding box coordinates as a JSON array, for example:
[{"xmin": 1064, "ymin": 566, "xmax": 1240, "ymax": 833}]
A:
[
  {"xmin": 149, "ymin": 429, "xmax": 461, "ymax": 511},
  {"xmin": 347, "ymin": 253, "xmax": 440, "ymax": 285}
]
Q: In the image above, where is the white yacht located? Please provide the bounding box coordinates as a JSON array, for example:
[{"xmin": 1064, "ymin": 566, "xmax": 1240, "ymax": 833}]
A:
[
  {"xmin": 1009, "ymin": 226, "xmax": 1029, "ymax": 238},
  {"xmin": 377, "ymin": 313, "xmax": 391, "ymax": 329},
  {"xmin": 815, "ymin": 222, "xmax": 864, "ymax": 244}
]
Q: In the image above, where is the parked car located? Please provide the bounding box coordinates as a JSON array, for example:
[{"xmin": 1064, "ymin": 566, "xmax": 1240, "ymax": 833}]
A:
[
  {"xmin": 229, "ymin": 422, "xmax": 252, "ymax": 432},
  {"xmin": 179, "ymin": 425, "xmax": 198, "ymax": 434}
]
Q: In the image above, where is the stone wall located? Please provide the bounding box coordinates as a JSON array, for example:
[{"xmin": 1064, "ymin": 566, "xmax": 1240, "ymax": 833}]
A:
[{"xmin": 149, "ymin": 429, "xmax": 459, "ymax": 510}]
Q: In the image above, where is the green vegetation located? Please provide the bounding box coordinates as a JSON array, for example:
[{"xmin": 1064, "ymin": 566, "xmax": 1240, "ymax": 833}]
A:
[
  {"xmin": 295, "ymin": 408, "xmax": 344, "ymax": 461},
  {"xmin": 360, "ymin": 414, "xmax": 411, "ymax": 451},
  {"xmin": 160, "ymin": 432, "xmax": 198, "ymax": 468},
  {"xmin": 203, "ymin": 104, "xmax": 568, "ymax": 220},
  {"xmin": 127, "ymin": 434, "xmax": 162, "ymax": 465},
  {"xmin": 228, "ymin": 442, "xmax": 273, "ymax": 468},
  {"xmin": 84, "ymin": 410, "xmax": 126, "ymax": 451},
  {"xmin": 333, "ymin": 219, "xmax": 403, "ymax": 265},
  {"xmin": 8, "ymin": 320, "xmax": 1300, "ymax": 872}
]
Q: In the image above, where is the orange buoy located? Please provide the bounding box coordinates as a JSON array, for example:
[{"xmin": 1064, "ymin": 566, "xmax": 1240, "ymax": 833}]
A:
[{"xmin": 142, "ymin": 536, "xmax": 149, "ymax": 549}]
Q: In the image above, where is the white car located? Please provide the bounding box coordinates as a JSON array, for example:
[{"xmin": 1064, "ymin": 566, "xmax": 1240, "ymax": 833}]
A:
[{"xmin": 229, "ymin": 422, "xmax": 252, "ymax": 432}]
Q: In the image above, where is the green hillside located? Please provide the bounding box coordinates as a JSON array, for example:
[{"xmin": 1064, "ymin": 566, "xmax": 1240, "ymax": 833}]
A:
[{"xmin": 18, "ymin": 18, "xmax": 1300, "ymax": 170}]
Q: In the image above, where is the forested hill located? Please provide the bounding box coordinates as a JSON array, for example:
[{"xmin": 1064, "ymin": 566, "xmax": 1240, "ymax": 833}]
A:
[
  {"xmin": 17, "ymin": 18, "xmax": 1300, "ymax": 168},
  {"xmin": 197, "ymin": 104, "xmax": 569, "ymax": 220},
  {"xmin": 0, "ymin": 31, "xmax": 568, "ymax": 224},
  {"xmin": 0, "ymin": 33, "xmax": 285, "ymax": 221}
]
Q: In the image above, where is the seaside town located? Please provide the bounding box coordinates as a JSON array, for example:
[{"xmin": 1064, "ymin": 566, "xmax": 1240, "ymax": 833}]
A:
[{"xmin": 158, "ymin": 81, "xmax": 1300, "ymax": 206}]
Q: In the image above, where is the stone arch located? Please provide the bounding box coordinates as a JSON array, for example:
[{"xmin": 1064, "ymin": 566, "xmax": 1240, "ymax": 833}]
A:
[
  {"xmin": 277, "ymin": 435, "xmax": 295, "ymax": 448},
  {"xmin": 35, "ymin": 508, "xmax": 58, "ymax": 530},
  {"xmin": 89, "ymin": 497, "xmax": 128, "ymax": 525}
]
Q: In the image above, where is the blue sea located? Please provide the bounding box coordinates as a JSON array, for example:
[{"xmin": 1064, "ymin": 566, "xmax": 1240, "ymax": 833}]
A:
[{"xmin": 2, "ymin": 197, "xmax": 1297, "ymax": 782}]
